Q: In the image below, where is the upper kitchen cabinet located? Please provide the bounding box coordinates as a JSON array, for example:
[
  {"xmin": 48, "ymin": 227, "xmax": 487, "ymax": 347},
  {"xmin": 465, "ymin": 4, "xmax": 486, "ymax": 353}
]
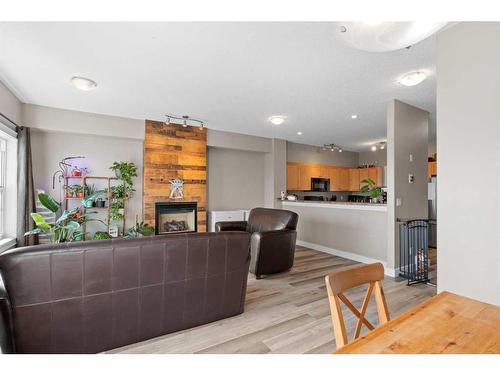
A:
[
  {"xmin": 368, "ymin": 166, "xmax": 384, "ymax": 186},
  {"xmin": 287, "ymin": 163, "xmax": 300, "ymax": 190},
  {"xmin": 330, "ymin": 167, "xmax": 350, "ymax": 191},
  {"xmin": 428, "ymin": 161, "xmax": 437, "ymax": 178},
  {"xmin": 348, "ymin": 168, "xmax": 360, "ymax": 191}
]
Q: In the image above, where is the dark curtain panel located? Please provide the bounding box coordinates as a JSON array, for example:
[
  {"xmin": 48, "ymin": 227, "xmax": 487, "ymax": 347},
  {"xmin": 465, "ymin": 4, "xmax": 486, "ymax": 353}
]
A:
[{"xmin": 16, "ymin": 126, "xmax": 38, "ymax": 247}]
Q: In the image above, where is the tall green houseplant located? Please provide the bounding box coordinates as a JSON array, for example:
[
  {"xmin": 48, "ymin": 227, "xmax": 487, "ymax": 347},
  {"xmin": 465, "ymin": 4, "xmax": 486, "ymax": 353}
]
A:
[{"xmin": 109, "ymin": 161, "xmax": 138, "ymax": 221}]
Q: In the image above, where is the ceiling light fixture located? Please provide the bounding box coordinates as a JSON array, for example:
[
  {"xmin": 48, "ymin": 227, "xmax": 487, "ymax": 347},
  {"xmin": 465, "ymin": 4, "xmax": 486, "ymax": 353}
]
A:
[
  {"xmin": 269, "ymin": 116, "xmax": 286, "ymax": 126},
  {"xmin": 164, "ymin": 114, "xmax": 206, "ymax": 130},
  {"xmin": 371, "ymin": 145, "xmax": 377, "ymax": 151},
  {"xmin": 297, "ymin": 131, "xmax": 303, "ymax": 135},
  {"xmin": 323, "ymin": 143, "xmax": 343, "ymax": 153},
  {"xmin": 336, "ymin": 22, "xmax": 447, "ymax": 52},
  {"xmin": 70, "ymin": 76, "xmax": 97, "ymax": 91},
  {"xmin": 351, "ymin": 114, "xmax": 358, "ymax": 119},
  {"xmin": 399, "ymin": 71, "xmax": 427, "ymax": 86}
]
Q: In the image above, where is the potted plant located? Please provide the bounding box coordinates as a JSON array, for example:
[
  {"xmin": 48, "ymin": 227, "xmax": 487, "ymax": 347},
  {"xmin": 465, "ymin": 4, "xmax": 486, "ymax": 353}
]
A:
[
  {"xmin": 95, "ymin": 197, "xmax": 106, "ymax": 208},
  {"xmin": 109, "ymin": 200, "xmax": 125, "ymax": 220},
  {"xmin": 110, "ymin": 161, "xmax": 138, "ymax": 186},
  {"xmin": 93, "ymin": 231, "xmax": 112, "ymax": 240},
  {"xmin": 64, "ymin": 185, "xmax": 74, "ymax": 198},
  {"xmin": 126, "ymin": 219, "xmax": 155, "ymax": 237},
  {"xmin": 83, "ymin": 184, "xmax": 96, "ymax": 207},
  {"xmin": 73, "ymin": 184, "xmax": 84, "ymax": 198},
  {"xmin": 25, "ymin": 191, "xmax": 106, "ymax": 243},
  {"xmin": 360, "ymin": 178, "xmax": 383, "ymax": 203}
]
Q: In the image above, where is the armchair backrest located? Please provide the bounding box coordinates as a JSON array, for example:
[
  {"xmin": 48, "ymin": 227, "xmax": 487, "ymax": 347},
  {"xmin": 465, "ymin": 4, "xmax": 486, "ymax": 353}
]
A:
[{"xmin": 246, "ymin": 208, "xmax": 298, "ymax": 233}]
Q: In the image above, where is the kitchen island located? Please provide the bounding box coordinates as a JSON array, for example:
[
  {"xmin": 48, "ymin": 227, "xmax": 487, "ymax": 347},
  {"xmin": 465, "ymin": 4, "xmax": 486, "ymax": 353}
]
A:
[{"xmin": 280, "ymin": 200, "xmax": 392, "ymax": 276}]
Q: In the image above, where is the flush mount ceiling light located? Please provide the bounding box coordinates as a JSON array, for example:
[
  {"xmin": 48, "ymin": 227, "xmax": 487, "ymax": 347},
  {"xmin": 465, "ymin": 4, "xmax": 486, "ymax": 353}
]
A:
[
  {"xmin": 351, "ymin": 114, "xmax": 358, "ymax": 119},
  {"xmin": 297, "ymin": 131, "xmax": 303, "ymax": 135},
  {"xmin": 323, "ymin": 143, "xmax": 343, "ymax": 153},
  {"xmin": 269, "ymin": 115, "xmax": 286, "ymax": 126},
  {"xmin": 399, "ymin": 71, "xmax": 427, "ymax": 86},
  {"xmin": 70, "ymin": 76, "xmax": 97, "ymax": 91},
  {"xmin": 371, "ymin": 145, "xmax": 377, "ymax": 151},
  {"xmin": 165, "ymin": 114, "xmax": 205, "ymax": 130},
  {"xmin": 336, "ymin": 22, "xmax": 447, "ymax": 52}
]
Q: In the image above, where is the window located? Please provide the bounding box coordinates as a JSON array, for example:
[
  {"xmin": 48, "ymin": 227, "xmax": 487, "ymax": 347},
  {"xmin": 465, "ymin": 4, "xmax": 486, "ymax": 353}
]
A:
[
  {"xmin": 0, "ymin": 114, "xmax": 17, "ymax": 246},
  {"xmin": 0, "ymin": 137, "xmax": 6, "ymax": 237}
]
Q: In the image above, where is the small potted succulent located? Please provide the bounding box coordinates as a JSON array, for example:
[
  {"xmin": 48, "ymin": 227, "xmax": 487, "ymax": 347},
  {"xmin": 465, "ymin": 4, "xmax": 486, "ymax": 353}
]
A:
[
  {"xmin": 83, "ymin": 184, "xmax": 96, "ymax": 207},
  {"xmin": 95, "ymin": 197, "xmax": 106, "ymax": 208},
  {"xmin": 73, "ymin": 185, "xmax": 84, "ymax": 198},
  {"xmin": 64, "ymin": 185, "xmax": 74, "ymax": 198}
]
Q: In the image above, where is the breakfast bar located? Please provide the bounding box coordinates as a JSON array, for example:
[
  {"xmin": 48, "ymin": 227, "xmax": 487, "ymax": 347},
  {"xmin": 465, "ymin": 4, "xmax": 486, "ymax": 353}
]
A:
[{"xmin": 281, "ymin": 200, "xmax": 389, "ymax": 273}]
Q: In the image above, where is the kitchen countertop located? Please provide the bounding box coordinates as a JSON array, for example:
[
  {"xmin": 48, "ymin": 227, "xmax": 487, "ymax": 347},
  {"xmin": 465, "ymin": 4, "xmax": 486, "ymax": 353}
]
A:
[{"xmin": 280, "ymin": 200, "xmax": 387, "ymax": 212}]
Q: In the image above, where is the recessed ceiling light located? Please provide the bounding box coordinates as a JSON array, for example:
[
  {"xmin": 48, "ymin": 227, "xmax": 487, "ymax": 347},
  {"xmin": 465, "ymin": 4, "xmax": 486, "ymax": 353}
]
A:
[
  {"xmin": 380, "ymin": 144, "xmax": 385, "ymax": 150},
  {"xmin": 399, "ymin": 71, "xmax": 426, "ymax": 86},
  {"xmin": 70, "ymin": 76, "xmax": 97, "ymax": 91},
  {"xmin": 371, "ymin": 145, "xmax": 377, "ymax": 151},
  {"xmin": 351, "ymin": 114, "xmax": 358, "ymax": 119},
  {"xmin": 297, "ymin": 131, "xmax": 303, "ymax": 135},
  {"xmin": 269, "ymin": 116, "xmax": 286, "ymax": 126}
]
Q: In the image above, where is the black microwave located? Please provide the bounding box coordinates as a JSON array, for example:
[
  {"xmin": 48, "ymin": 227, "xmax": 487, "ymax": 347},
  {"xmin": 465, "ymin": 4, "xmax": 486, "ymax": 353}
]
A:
[{"xmin": 311, "ymin": 178, "xmax": 330, "ymax": 192}]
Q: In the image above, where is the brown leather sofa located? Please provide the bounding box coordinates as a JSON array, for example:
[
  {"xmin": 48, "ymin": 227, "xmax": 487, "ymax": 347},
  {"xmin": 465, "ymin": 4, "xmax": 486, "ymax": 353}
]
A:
[
  {"xmin": 215, "ymin": 207, "xmax": 298, "ymax": 279},
  {"xmin": 0, "ymin": 231, "xmax": 250, "ymax": 354}
]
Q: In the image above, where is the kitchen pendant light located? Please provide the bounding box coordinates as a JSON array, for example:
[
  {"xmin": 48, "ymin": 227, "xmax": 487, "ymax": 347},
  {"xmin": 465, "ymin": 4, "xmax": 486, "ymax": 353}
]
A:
[{"xmin": 336, "ymin": 22, "xmax": 447, "ymax": 52}]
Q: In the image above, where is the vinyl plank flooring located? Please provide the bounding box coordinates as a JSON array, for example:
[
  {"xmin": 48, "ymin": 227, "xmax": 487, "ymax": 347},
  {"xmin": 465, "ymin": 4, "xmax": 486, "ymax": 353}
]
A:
[{"xmin": 109, "ymin": 247, "xmax": 436, "ymax": 354}]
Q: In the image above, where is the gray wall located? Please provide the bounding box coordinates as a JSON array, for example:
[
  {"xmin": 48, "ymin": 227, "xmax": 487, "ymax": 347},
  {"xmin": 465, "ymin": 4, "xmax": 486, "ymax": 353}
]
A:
[
  {"xmin": 437, "ymin": 23, "xmax": 500, "ymax": 305},
  {"xmin": 287, "ymin": 141, "xmax": 358, "ymax": 167},
  {"xmin": 207, "ymin": 147, "xmax": 265, "ymax": 211},
  {"xmin": 387, "ymin": 100, "xmax": 429, "ymax": 270},
  {"xmin": 359, "ymin": 149, "xmax": 387, "ymax": 166}
]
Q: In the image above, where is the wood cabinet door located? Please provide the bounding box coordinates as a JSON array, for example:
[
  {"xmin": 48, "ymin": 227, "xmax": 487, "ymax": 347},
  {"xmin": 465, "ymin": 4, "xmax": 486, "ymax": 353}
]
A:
[
  {"xmin": 299, "ymin": 164, "xmax": 312, "ymax": 190},
  {"xmin": 287, "ymin": 163, "xmax": 300, "ymax": 190},
  {"xmin": 368, "ymin": 167, "xmax": 384, "ymax": 186},
  {"xmin": 320, "ymin": 166, "xmax": 330, "ymax": 179},
  {"xmin": 428, "ymin": 161, "xmax": 437, "ymax": 178},
  {"xmin": 348, "ymin": 169, "xmax": 360, "ymax": 191},
  {"xmin": 339, "ymin": 168, "xmax": 350, "ymax": 191},
  {"xmin": 359, "ymin": 168, "xmax": 369, "ymax": 190},
  {"xmin": 329, "ymin": 167, "xmax": 341, "ymax": 191}
]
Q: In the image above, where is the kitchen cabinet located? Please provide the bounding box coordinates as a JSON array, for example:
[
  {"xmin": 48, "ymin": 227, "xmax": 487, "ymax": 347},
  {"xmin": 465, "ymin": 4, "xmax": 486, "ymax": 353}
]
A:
[
  {"xmin": 368, "ymin": 167, "xmax": 384, "ymax": 187},
  {"xmin": 348, "ymin": 169, "xmax": 360, "ymax": 191},
  {"xmin": 339, "ymin": 168, "xmax": 350, "ymax": 191},
  {"xmin": 329, "ymin": 167, "xmax": 340, "ymax": 191},
  {"xmin": 428, "ymin": 161, "xmax": 437, "ymax": 178},
  {"xmin": 298, "ymin": 164, "xmax": 313, "ymax": 190},
  {"xmin": 286, "ymin": 163, "xmax": 300, "ymax": 190},
  {"xmin": 359, "ymin": 168, "xmax": 369, "ymax": 190}
]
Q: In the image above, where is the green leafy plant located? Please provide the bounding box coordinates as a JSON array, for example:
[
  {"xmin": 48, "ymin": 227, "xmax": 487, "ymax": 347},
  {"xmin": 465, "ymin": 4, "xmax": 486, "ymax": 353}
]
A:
[
  {"xmin": 110, "ymin": 161, "xmax": 138, "ymax": 186},
  {"xmin": 93, "ymin": 231, "xmax": 112, "ymax": 240},
  {"xmin": 126, "ymin": 221, "xmax": 155, "ymax": 237},
  {"xmin": 109, "ymin": 200, "xmax": 125, "ymax": 220},
  {"xmin": 84, "ymin": 183, "xmax": 96, "ymax": 197},
  {"xmin": 360, "ymin": 178, "xmax": 383, "ymax": 199},
  {"xmin": 25, "ymin": 191, "xmax": 106, "ymax": 243}
]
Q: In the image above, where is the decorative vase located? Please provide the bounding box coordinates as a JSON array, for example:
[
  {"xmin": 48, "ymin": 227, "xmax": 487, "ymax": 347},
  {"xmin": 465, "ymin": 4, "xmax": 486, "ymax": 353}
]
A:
[
  {"xmin": 85, "ymin": 200, "xmax": 94, "ymax": 208},
  {"xmin": 66, "ymin": 191, "xmax": 73, "ymax": 198},
  {"xmin": 96, "ymin": 199, "xmax": 105, "ymax": 208}
]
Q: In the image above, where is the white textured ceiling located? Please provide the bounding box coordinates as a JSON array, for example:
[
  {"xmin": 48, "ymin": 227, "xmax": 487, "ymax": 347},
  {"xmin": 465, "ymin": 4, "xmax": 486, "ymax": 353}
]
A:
[{"xmin": 0, "ymin": 22, "xmax": 436, "ymax": 151}]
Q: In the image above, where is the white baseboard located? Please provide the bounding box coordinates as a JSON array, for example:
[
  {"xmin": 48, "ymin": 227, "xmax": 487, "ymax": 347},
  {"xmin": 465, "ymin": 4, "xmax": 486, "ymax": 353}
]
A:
[{"xmin": 296, "ymin": 240, "xmax": 397, "ymax": 277}]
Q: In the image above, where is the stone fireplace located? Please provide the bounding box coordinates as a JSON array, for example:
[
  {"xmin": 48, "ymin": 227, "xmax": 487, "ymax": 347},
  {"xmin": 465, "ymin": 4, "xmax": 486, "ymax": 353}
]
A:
[{"xmin": 155, "ymin": 202, "xmax": 198, "ymax": 234}]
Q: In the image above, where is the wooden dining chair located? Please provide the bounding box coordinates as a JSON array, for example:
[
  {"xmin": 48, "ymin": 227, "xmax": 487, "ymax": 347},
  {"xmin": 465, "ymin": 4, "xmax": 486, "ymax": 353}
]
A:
[{"xmin": 325, "ymin": 262, "xmax": 391, "ymax": 350}]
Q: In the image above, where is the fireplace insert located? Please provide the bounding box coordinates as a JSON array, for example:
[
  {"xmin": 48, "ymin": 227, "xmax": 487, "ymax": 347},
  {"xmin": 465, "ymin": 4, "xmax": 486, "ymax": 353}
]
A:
[{"xmin": 155, "ymin": 201, "xmax": 197, "ymax": 234}]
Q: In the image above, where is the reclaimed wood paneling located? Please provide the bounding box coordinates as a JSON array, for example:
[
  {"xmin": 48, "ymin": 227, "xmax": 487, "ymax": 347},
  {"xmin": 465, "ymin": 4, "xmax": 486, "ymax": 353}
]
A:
[{"xmin": 143, "ymin": 120, "xmax": 207, "ymax": 232}]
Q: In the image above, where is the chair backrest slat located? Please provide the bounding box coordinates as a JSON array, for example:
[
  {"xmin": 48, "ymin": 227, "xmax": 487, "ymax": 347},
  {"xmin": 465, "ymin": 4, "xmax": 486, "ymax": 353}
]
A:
[{"xmin": 325, "ymin": 262, "xmax": 391, "ymax": 350}]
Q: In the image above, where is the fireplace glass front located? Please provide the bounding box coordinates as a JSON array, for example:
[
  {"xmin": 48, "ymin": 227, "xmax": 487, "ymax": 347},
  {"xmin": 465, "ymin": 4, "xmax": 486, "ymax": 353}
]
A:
[{"xmin": 155, "ymin": 202, "xmax": 197, "ymax": 234}]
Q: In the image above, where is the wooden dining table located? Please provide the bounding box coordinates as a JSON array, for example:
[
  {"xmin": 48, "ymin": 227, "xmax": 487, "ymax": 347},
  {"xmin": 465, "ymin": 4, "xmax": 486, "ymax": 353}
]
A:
[{"xmin": 335, "ymin": 291, "xmax": 500, "ymax": 354}]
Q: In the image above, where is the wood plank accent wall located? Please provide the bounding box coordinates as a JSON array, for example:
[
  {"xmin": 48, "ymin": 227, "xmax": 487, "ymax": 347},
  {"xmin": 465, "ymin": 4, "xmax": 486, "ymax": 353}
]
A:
[{"xmin": 143, "ymin": 120, "xmax": 207, "ymax": 232}]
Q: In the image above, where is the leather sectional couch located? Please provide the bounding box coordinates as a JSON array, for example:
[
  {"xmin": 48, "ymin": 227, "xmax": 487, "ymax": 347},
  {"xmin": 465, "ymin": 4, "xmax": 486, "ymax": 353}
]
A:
[{"xmin": 0, "ymin": 231, "xmax": 250, "ymax": 354}]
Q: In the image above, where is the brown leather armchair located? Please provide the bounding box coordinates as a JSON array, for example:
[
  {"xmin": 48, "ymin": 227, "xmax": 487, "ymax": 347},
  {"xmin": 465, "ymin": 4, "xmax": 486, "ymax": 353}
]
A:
[{"xmin": 215, "ymin": 208, "xmax": 298, "ymax": 279}]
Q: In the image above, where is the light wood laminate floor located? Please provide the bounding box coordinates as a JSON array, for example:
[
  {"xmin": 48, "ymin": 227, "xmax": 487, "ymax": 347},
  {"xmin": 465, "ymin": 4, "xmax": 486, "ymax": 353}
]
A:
[{"xmin": 109, "ymin": 246, "xmax": 436, "ymax": 354}]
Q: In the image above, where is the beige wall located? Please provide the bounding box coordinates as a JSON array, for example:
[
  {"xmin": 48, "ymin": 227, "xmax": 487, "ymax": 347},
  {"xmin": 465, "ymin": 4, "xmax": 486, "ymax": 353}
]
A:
[
  {"xmin": 387, "ymin": 100, "xmax": 429, "ymax": 270},
  {"xmin": 30, "ymin": 129, "xmax": 143, "ymax": 235},
  {"xmin": 207, "ymin": 147, "xmax": 265, "ymax": 211},
  {"xmin": 287, "ymin": 141, "xmax": 358, "ymax": 167},
  {"xmin": 22, "ymin": 103, "xmax": 144, "ymax": 139},
  {"xmin": 0, "ymin": 80, "xmax": 22, "ymax": 125},
  {"xmin": 207, "ymin": 128, "xmax": 272, "ymax": 153},
  {"xmin": 437, "ymin": 23, "xmax": 500, "ymax": 305}
]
